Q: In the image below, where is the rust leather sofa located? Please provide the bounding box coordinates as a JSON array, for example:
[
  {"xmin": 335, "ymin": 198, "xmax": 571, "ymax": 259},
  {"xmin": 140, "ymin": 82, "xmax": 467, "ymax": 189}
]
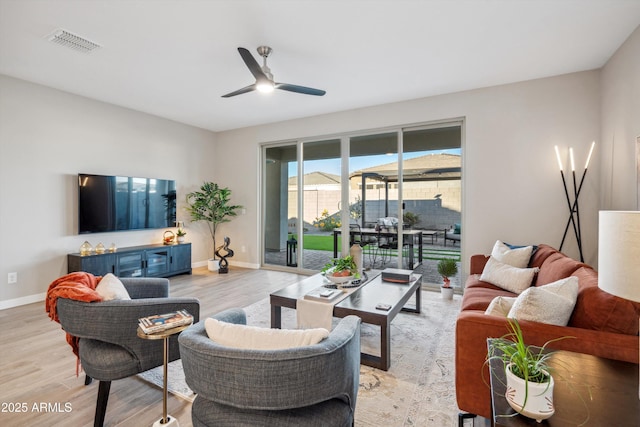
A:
[{"xmin": 455, "ymin": 244, "xmax": 639, "ymax": 420}]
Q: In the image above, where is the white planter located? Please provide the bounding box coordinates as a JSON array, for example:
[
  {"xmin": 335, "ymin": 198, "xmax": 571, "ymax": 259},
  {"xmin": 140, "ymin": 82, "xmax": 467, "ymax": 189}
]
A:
[
  {"xmin": 441, "ymin": 286, "xmax": 454, "ymax": 300},
  {"xmin": 505, "ymin": 363, "xmax": 555, "ymax": 422},
  {"xmin": 207, "ymin": 259, "xmax": 219, "ymax": 272},
  {"xmin": 177, "ymin": 236, "xmax": 185, "ymax": 243}
]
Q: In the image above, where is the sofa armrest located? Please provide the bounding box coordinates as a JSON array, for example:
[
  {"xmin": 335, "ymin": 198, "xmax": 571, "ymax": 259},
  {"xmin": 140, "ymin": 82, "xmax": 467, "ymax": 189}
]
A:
[
  {"xmin": 469, "ymin": 254, "xmax": 489, "ymax": 275},
  {"xmin": 455, "ymin": 310, "xmax": 640, "ymax": 418}
]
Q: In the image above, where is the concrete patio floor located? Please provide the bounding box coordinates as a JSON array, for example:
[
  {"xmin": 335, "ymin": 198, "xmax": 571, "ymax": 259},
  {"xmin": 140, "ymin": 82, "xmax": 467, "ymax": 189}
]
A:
[{"xmin": 264, "ymin": 237, "xmax": 462, "ymax": 288}]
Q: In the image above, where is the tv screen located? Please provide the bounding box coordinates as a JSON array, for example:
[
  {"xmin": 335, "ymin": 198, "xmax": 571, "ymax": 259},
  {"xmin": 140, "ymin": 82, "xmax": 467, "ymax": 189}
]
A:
[{"xmin": 78, "ymin": 174, "xmax": 176, "ymax": 234}]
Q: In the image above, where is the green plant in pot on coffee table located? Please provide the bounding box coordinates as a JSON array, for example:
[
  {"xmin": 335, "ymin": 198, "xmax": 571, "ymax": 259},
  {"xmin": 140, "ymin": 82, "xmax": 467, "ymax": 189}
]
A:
[{"xmin": 322, "ymin": 255, "xmax": 359, "ymax": 282}]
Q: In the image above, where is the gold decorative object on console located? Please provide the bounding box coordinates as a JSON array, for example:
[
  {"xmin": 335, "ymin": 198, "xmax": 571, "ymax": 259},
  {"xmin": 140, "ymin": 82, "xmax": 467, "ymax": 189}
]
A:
[
  {"xmin": 109, "ymin": 243, "xmax": 117, "ymax": 252},
  {"xmin": 163, "ymin": 230, "xmax": 175, "ymax": 245},
  {"xmin": 80, "ymin": 241, "xmax": 93, "ymax": 256},
  {"xmin": 95, "ymin": 242, "xmax": 105, "ymax": 254}
]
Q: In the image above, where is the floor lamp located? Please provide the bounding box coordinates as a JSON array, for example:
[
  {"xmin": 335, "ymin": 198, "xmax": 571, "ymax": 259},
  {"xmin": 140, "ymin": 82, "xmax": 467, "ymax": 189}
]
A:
[
  {"xmin": 597, "ymin": 210, "xmax": 640, "ymax": 398},
  {"xmin": 554, "ymin": 142, "xmax": 595, "ymax": 262}
]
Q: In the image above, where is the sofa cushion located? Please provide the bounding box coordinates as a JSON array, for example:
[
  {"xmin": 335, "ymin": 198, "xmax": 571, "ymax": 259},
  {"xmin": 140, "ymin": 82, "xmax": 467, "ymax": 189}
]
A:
[
  {"xmin": 480, "ymin": 257, "xmax": 538, "ymax": 294},
  {"xmin": 569, "ymin": 267, "xmax": 640, "ymax": 335},
  {"xmin": 533, "ymin": 251, "xmax": 584, "ymax": 286},
  {"xmin": 491, "ymin": 240, "xmax": 533, "ymax": 268},
  {"xmin": 484, "ymin": 296, "xmax": 517, "ymax": 317},
  {"xmin": 95, "ymin": 273, "xmax": 131, "ymax": 301},
  {"xmin": 528, "ymin": 244, "xmax": 559, "ymax": 269},
  {"xmin": 204, "ymin": 318, "xmax": 329, "ymax": 350},
  {"xmin": 507, "ymin": 276, "xmax": 579, "ymax": 326}
]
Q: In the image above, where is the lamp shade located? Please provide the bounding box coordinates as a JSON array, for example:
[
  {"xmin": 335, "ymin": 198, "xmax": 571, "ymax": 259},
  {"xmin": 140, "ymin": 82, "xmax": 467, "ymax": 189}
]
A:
[{"xmin": 598, "ymin": 211, "xmax": 640, "ymax": 302}]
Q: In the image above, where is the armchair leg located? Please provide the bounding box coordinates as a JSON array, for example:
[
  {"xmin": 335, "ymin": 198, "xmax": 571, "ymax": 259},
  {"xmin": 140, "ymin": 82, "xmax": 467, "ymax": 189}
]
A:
[
  {"xmin": 85, "ymin": 375, "xmax": 93, "ymax": 385},
  {"xmin": 94, "ymin": 380, "xmax": 111, "ymax": 427}
]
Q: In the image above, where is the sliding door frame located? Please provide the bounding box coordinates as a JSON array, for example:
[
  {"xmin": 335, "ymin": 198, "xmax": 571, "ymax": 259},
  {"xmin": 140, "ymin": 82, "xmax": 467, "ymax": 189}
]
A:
[{"xmin": 260, "ymin": 117, "xmax": 465, "ymax": 274}]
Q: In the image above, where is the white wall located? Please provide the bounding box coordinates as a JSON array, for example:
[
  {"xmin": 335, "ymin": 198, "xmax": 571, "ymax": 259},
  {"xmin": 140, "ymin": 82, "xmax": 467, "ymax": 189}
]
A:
[
  {"xmin": 600, "ymin": 25, "xmax": 640, "ymax": 210},
  {"xmin": 215, "ymin": 71, "xmax": 602, "ymax": 275},
  {"xmin": 0, "ymin": 75, "xmax": 217, "ymax": 307},
  {"xmin": 1, "ymin": 25, "xmax": 637, "ymax": 308}
]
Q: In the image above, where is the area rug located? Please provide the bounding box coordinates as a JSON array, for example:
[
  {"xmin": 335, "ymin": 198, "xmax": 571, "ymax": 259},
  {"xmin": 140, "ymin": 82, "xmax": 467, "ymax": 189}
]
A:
[
  {"xmin": 139, "ymin": 290, "xmax": 462, "ymax": 426},
  {"xmin": 137, "ymin": 359, "xmax": 196, "ymax": 403}
]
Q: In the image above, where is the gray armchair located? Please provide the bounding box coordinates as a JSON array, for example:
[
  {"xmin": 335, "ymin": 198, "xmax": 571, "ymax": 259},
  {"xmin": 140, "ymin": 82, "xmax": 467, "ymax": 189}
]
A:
[
  {"xmin": 179, "ymin": 308, "xmax": 361, "ymax": 427},
  {"xmin": 56, "ymin": 277, "xmax": 200, "ymax": 427}
]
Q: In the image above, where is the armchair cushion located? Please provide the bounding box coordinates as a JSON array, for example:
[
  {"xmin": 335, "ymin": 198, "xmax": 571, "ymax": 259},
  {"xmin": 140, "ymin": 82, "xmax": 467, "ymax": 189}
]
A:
[
  {"xmin": 95, "ymin": 273, "xmax": 131, "ymax": 301},
  {"xmin": 204, "ymin": 318, "xmax": 329, "ymax": 350}
]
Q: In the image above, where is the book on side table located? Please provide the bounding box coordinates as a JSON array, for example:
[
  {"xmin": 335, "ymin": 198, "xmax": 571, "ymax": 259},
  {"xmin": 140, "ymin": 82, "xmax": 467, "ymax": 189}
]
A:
[{"xmin": 138, "ymin": 310, "xmax": 193, "ymax": 334}]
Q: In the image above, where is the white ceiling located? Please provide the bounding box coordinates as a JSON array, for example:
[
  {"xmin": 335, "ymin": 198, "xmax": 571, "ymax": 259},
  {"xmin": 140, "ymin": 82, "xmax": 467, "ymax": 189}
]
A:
[{"xmin": 1, "ymin": 0, "xmax": 639, "ymax": 132}]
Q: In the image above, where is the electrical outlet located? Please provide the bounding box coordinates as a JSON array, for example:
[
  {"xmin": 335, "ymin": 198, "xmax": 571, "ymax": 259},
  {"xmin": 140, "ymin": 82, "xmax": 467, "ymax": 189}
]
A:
[
  {"xmin": 8, "ymin": 272, "xmax": 17, "ymax": 284},
  {"xmin": 462, "ymin": 417, "xmax": 474, "ymax": 427}
]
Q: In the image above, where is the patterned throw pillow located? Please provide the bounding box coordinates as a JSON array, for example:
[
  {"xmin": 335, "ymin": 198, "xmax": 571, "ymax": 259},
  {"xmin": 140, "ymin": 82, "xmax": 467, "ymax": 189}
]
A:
[{"xmin": 491, "ymin": 240, "xmax": 533, "ymax": 268}]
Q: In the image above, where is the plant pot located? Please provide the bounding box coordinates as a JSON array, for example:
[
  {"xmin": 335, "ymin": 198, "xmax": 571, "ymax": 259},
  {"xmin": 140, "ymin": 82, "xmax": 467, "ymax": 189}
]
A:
[
  {"xmin": 505, "ymin": 363, "xmax": 555, "ymax": 422},
  {"xmin": 207, "ymin": 259, "xmax": 219, "ymax": 272},
  {"xmin": 177, "ymin": 236, "xmax": 185, "ymax": 243},
  {"xmin": 441, "ymin": 286, "xmax": 454, "ymax": 300}
]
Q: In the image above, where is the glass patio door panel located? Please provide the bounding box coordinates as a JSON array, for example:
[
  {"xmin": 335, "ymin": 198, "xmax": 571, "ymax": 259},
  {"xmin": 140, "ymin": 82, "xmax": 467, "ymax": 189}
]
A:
[
  {"xmin": 302, "ymin": 139, "xmax": 341, "ymax": 270},
  {"xmin": 263, "ymin": 144, "xmax": 298, "ymax": 268},
  {"xmin": 349, "ymin": 132, "xmax": 400, "ymax": 268},
  {"xmin": 401, "ymin": 125, "xmax": 462, "ymax": 285}
]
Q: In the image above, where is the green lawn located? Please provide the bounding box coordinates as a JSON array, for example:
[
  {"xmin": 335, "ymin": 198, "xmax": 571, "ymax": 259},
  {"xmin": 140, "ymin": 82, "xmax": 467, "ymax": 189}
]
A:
[
  {"xmin": 291, "ymin": 234, "xmax": 340, "ymax": 251},
  {"xmin": 292, "ymin": 234, "xmax": 460, "ymax": 261}
]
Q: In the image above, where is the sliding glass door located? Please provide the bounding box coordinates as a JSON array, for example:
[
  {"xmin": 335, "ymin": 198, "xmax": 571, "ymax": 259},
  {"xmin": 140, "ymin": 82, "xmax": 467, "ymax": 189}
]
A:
[{"xmin": 261, "ymin": 121, "xmax": 462, "ymax": 277}]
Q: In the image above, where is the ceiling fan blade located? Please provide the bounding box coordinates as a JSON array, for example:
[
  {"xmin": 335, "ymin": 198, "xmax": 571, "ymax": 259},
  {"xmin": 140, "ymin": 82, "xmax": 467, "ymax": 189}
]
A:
[
  {"xmin": 221, "ymin": 84, "xmax": 257, "ymax": 98},
  {"xmin": 276, "ymin": 83, "xmax": 326, "ymax": 96},
  {"xmin": 238, "ymin": 47, "xmax": 267, "ymax": 81}
]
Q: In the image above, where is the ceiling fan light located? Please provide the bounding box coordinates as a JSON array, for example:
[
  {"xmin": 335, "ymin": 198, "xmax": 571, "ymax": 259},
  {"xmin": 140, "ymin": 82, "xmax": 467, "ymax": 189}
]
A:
[{"xmin": 256, "ymin": 81, "xmax": 275, "ymax": 93}]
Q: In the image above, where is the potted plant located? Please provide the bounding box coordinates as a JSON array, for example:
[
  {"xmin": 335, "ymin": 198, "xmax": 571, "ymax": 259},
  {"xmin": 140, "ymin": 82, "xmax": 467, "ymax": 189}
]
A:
[
  {"xmin": 176, "ymin": 227, "xmax": 187, "ymax": 243},
  {"xmin": 437, "ymin": 258, "xmax": 458, "ymax": 299},
  {"xmin": 321, "ymin": 255, "xmax": 359, "ymax": 284},
  {"xmin": 186, "ymin": 182, "xmax": 243, "ymax": 271},
  {"xmin": 487, "ymin": 319, "xmax": 569, "ymax": 423}
]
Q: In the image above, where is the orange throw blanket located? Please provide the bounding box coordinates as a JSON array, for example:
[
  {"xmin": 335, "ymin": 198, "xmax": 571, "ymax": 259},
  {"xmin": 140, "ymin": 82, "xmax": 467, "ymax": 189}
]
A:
[{"xmin": 45, "ymin": 272, "xmax": 103, "ymax": 369}]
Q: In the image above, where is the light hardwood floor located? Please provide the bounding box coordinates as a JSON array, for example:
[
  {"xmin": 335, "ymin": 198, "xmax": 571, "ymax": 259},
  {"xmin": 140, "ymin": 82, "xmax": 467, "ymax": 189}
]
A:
[{"xmin": 0, "ymin": 266, "xmax": 308, "ymax": 427}]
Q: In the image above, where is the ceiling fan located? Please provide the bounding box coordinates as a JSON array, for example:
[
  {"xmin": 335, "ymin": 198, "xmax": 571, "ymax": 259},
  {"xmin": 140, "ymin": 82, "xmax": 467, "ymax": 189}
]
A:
[{"xmin": 222, "ymin": 46, "xmax": 326, "ymax": 98}]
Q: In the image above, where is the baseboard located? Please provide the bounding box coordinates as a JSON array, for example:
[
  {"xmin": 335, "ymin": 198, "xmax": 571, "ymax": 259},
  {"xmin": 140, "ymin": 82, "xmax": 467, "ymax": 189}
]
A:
[
  {"xmin": 0, "ymin": 292, "xmax": 46, "ymax": 310},
  {"xmin": 192, "ymin": 260, "xmax": 260, "ymax": 270}
]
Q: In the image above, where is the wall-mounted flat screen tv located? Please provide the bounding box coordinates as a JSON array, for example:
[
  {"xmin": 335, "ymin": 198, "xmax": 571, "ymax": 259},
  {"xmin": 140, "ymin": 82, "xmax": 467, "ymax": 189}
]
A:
[{"xmin": 78, "ymin": 173, "xmax": 176, "ymax": 234}]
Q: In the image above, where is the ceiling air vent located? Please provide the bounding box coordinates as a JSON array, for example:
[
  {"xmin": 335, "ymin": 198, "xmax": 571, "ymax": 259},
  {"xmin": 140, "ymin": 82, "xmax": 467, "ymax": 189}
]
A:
[{"xmin": 47, "ymin": 29, "xmax": 101, "ymax": 53}]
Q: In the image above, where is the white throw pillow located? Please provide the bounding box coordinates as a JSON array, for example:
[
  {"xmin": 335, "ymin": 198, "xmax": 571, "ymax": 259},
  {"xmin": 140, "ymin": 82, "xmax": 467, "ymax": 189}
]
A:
[
  {"xmin": 508, "ymin": 276, "xmax": 579, "ymax": 326},
  {"xmin": 480, "ymin": 257, "xmax": 538, "ymax": 294},
  {"xmin": 205, "ymin": 318, "xmax": 329, "ymax": 350},
  {"xmin": 491, "ymin": 240, "xmax": 533, "ymax": 268},
  {"xmin": 95, "ymin": 273, "xmax": 131, "ymax": 301},
  {"xmin": 484, "ymin": 296, "xmax": 517, "ymax": 317}
]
